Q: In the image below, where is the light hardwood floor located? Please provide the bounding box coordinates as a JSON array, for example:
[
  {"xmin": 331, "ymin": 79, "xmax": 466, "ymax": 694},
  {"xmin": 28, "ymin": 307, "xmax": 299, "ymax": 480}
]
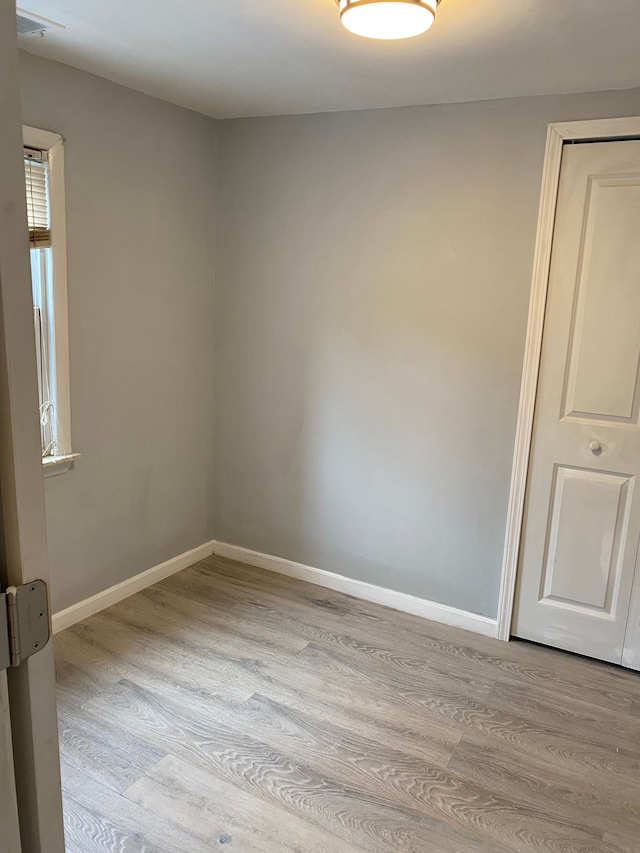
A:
[{"xmin": 54, "ymin": 555, "xmax": 640, "ymax": 852}]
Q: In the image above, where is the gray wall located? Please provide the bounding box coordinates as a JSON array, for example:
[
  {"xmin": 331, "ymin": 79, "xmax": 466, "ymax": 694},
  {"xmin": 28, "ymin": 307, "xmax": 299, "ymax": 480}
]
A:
[
  {"xmin": 18, "ymin": 50, "xmax": 640, "ymax": 621},
  {"xmin": 214, "ymin": 89, "xmax": 640, "ymax": 619},
  {"xmin": 19, "ymin": 52, "xmax": 217, "ymax": 613}
]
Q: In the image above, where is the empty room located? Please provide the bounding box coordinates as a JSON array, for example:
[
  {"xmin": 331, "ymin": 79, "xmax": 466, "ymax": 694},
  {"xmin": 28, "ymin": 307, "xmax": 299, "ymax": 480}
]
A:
[{"xmin": 1, "ymin": 1, "xmax": 640, "ymax": 851}]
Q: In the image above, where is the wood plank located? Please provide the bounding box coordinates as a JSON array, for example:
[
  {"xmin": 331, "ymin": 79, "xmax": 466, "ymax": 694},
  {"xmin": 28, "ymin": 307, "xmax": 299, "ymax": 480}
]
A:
[
  {"xmin": 168, "ymin": 557, "xmax": 351, "ymax": 628},
  {"xmin": 60, "ymin": 762, "xmax": 214, "ymax": 853},
  {"xmin": 488, "ymin": 677, "xmax": 640, "ymax": 753},
  {"xmin": 112, "ymin": 584, "xmax": 310, "ymax": 659},
  {"xmin": 199, "ymin": 554, "xmax": 355, "ymax": 616},
  {"xmin": 153, "ymin": 574, "xmax": 349, "ymax": 646},
  {"xmin": 59, "ymin": 612, "xmax": 255, "ymax": 703},
  {"xmin": 447, "ymin": 733, "xmax": 611, "ymax": 826},
  {"xmin": 57, "ymin": 702, "xmax": 166, "ymax": 795},
  {"xmin": 124, "ymin": 753, "xmax": 368, "ymax": 853}
]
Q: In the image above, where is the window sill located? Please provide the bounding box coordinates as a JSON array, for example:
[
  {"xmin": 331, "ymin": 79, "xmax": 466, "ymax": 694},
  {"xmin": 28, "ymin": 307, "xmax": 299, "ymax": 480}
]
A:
[{"xmin": 42, "ymin": 452, "xmax": 81, "ymax": 478}]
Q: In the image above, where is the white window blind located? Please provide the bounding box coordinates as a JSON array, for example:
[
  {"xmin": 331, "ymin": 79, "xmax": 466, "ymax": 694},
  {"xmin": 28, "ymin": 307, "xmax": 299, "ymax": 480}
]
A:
[{"xmin": 24, "ymin": 148, "xmax": 51, "ymax": 248}]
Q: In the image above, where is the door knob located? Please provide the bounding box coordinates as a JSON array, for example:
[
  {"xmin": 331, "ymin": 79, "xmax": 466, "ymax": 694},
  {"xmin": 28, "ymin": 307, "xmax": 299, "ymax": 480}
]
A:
[{"xmin": 589, "ymin": 440, "xmax": 602, "ymax": 454}]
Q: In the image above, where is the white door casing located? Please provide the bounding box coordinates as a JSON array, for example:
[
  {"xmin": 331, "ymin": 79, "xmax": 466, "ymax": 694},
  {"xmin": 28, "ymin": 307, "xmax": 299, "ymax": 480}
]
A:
[{"xmin": 513, "ymin": 139, "xmax": 640, "ymax": 666}]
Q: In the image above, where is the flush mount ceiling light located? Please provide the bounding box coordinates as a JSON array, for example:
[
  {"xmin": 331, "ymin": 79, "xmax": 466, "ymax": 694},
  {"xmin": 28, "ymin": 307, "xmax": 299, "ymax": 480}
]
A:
[{"xmin": 337, "ymin": 0, "xmax": 440, "ymax": 40}]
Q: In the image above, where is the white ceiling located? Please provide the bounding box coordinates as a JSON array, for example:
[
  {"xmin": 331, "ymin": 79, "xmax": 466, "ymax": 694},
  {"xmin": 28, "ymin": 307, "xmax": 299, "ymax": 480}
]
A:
[{"xmin": 17, "ymin": 0, "xmax": 640, "ymax": 119}]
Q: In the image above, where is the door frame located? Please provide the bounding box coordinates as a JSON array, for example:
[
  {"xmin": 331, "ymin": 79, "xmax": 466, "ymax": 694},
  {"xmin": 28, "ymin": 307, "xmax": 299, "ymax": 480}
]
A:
[
  {"xmin": 1, "ymin": 674, "xmax": 22, "ymax": 853},
  {"xmin": 0, "ymin": 2, "xmax": 66, "ymax": 850},
  {"xmin": 496, "ymin": 116, "xmax": 640, "ymax": 642}
]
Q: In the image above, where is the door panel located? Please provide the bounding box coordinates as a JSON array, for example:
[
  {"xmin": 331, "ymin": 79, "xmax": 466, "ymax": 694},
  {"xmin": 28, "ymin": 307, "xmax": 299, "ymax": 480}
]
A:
[
  {"xmin": 563, "ymin": 176, "xmax": 640, "ymax": 423},
  {"xmin": 514, "ymin": 140, "xmax": 640, "ymax": 667},
  {"xmin": 541, "ymin": 466, "xmax": 632, "ymax": 614}
]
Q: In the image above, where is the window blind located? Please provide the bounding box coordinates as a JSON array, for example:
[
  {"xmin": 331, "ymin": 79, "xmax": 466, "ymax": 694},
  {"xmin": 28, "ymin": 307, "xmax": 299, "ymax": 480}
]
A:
[{"xmin": 24, "ymin": 148, "xmax": 51, "ymax": 249}]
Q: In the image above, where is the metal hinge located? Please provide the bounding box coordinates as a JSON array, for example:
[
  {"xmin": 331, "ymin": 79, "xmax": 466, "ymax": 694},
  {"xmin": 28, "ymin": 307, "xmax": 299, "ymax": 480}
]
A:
[{"xmin": 0, "ymin": 580, "xmax": 51, "ymax": 671}]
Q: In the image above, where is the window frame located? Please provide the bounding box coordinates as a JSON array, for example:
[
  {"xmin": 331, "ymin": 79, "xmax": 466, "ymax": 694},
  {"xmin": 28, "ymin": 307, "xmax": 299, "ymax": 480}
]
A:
[{"xmin": 23, "ymin": 125, "xmax": 78, "ymax": 477}]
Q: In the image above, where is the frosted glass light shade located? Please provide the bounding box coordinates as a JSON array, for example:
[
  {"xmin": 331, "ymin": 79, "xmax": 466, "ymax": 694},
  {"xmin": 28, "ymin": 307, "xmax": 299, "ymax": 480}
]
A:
[{"xmin": 339, "ymin": 0, "xmax": 438, "ymax": 40}]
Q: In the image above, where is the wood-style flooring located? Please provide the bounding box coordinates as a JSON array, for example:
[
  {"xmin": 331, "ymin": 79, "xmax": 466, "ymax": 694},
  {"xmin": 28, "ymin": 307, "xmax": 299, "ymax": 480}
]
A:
[{"xmin": 54, "ymin": 554, "xmax": 640, "ymax": 853}]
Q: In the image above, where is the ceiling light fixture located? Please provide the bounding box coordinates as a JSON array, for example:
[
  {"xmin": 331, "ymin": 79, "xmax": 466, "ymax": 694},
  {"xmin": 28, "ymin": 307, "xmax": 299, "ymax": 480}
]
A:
[{"xmin": 338, "ymin": 0, "xmax": 439, "ymax": 40}]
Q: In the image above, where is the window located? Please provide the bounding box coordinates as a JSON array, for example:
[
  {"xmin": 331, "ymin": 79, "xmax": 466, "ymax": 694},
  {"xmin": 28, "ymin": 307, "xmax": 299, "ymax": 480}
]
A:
[{"xmin": 23, "ymin": 126, "xmax": 78, "ymax": 476}]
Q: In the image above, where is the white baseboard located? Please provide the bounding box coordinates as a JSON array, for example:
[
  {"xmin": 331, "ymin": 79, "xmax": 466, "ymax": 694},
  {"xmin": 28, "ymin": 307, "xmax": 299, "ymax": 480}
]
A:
[
  {"xmin": 52, "ymin": 541, "xmax": 215, "ymax": 634},
  {"xmin": 52, "ymin": 537, "xmax": 497, "ymax": 639},
  {"xmin": 212, "ymin": 541, "xmax": 498, "ymax": 639}
]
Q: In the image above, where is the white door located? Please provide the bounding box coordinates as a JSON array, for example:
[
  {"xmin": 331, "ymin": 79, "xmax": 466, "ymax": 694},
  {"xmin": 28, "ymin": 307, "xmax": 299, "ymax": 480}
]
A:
[
  {"xmin": 513, "ymin": 138, "xmax": 640, "ymax": 669},
  {"xmin": 0, "ymin": 2, "xmax": 66, "ymax": 851}
]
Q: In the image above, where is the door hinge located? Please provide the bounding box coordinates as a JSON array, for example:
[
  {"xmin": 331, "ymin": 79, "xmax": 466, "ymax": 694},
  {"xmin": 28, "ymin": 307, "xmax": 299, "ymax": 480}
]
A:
[{"xmin": 0, "ymin": 580, "xmax": 51, "ymax": 671}]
